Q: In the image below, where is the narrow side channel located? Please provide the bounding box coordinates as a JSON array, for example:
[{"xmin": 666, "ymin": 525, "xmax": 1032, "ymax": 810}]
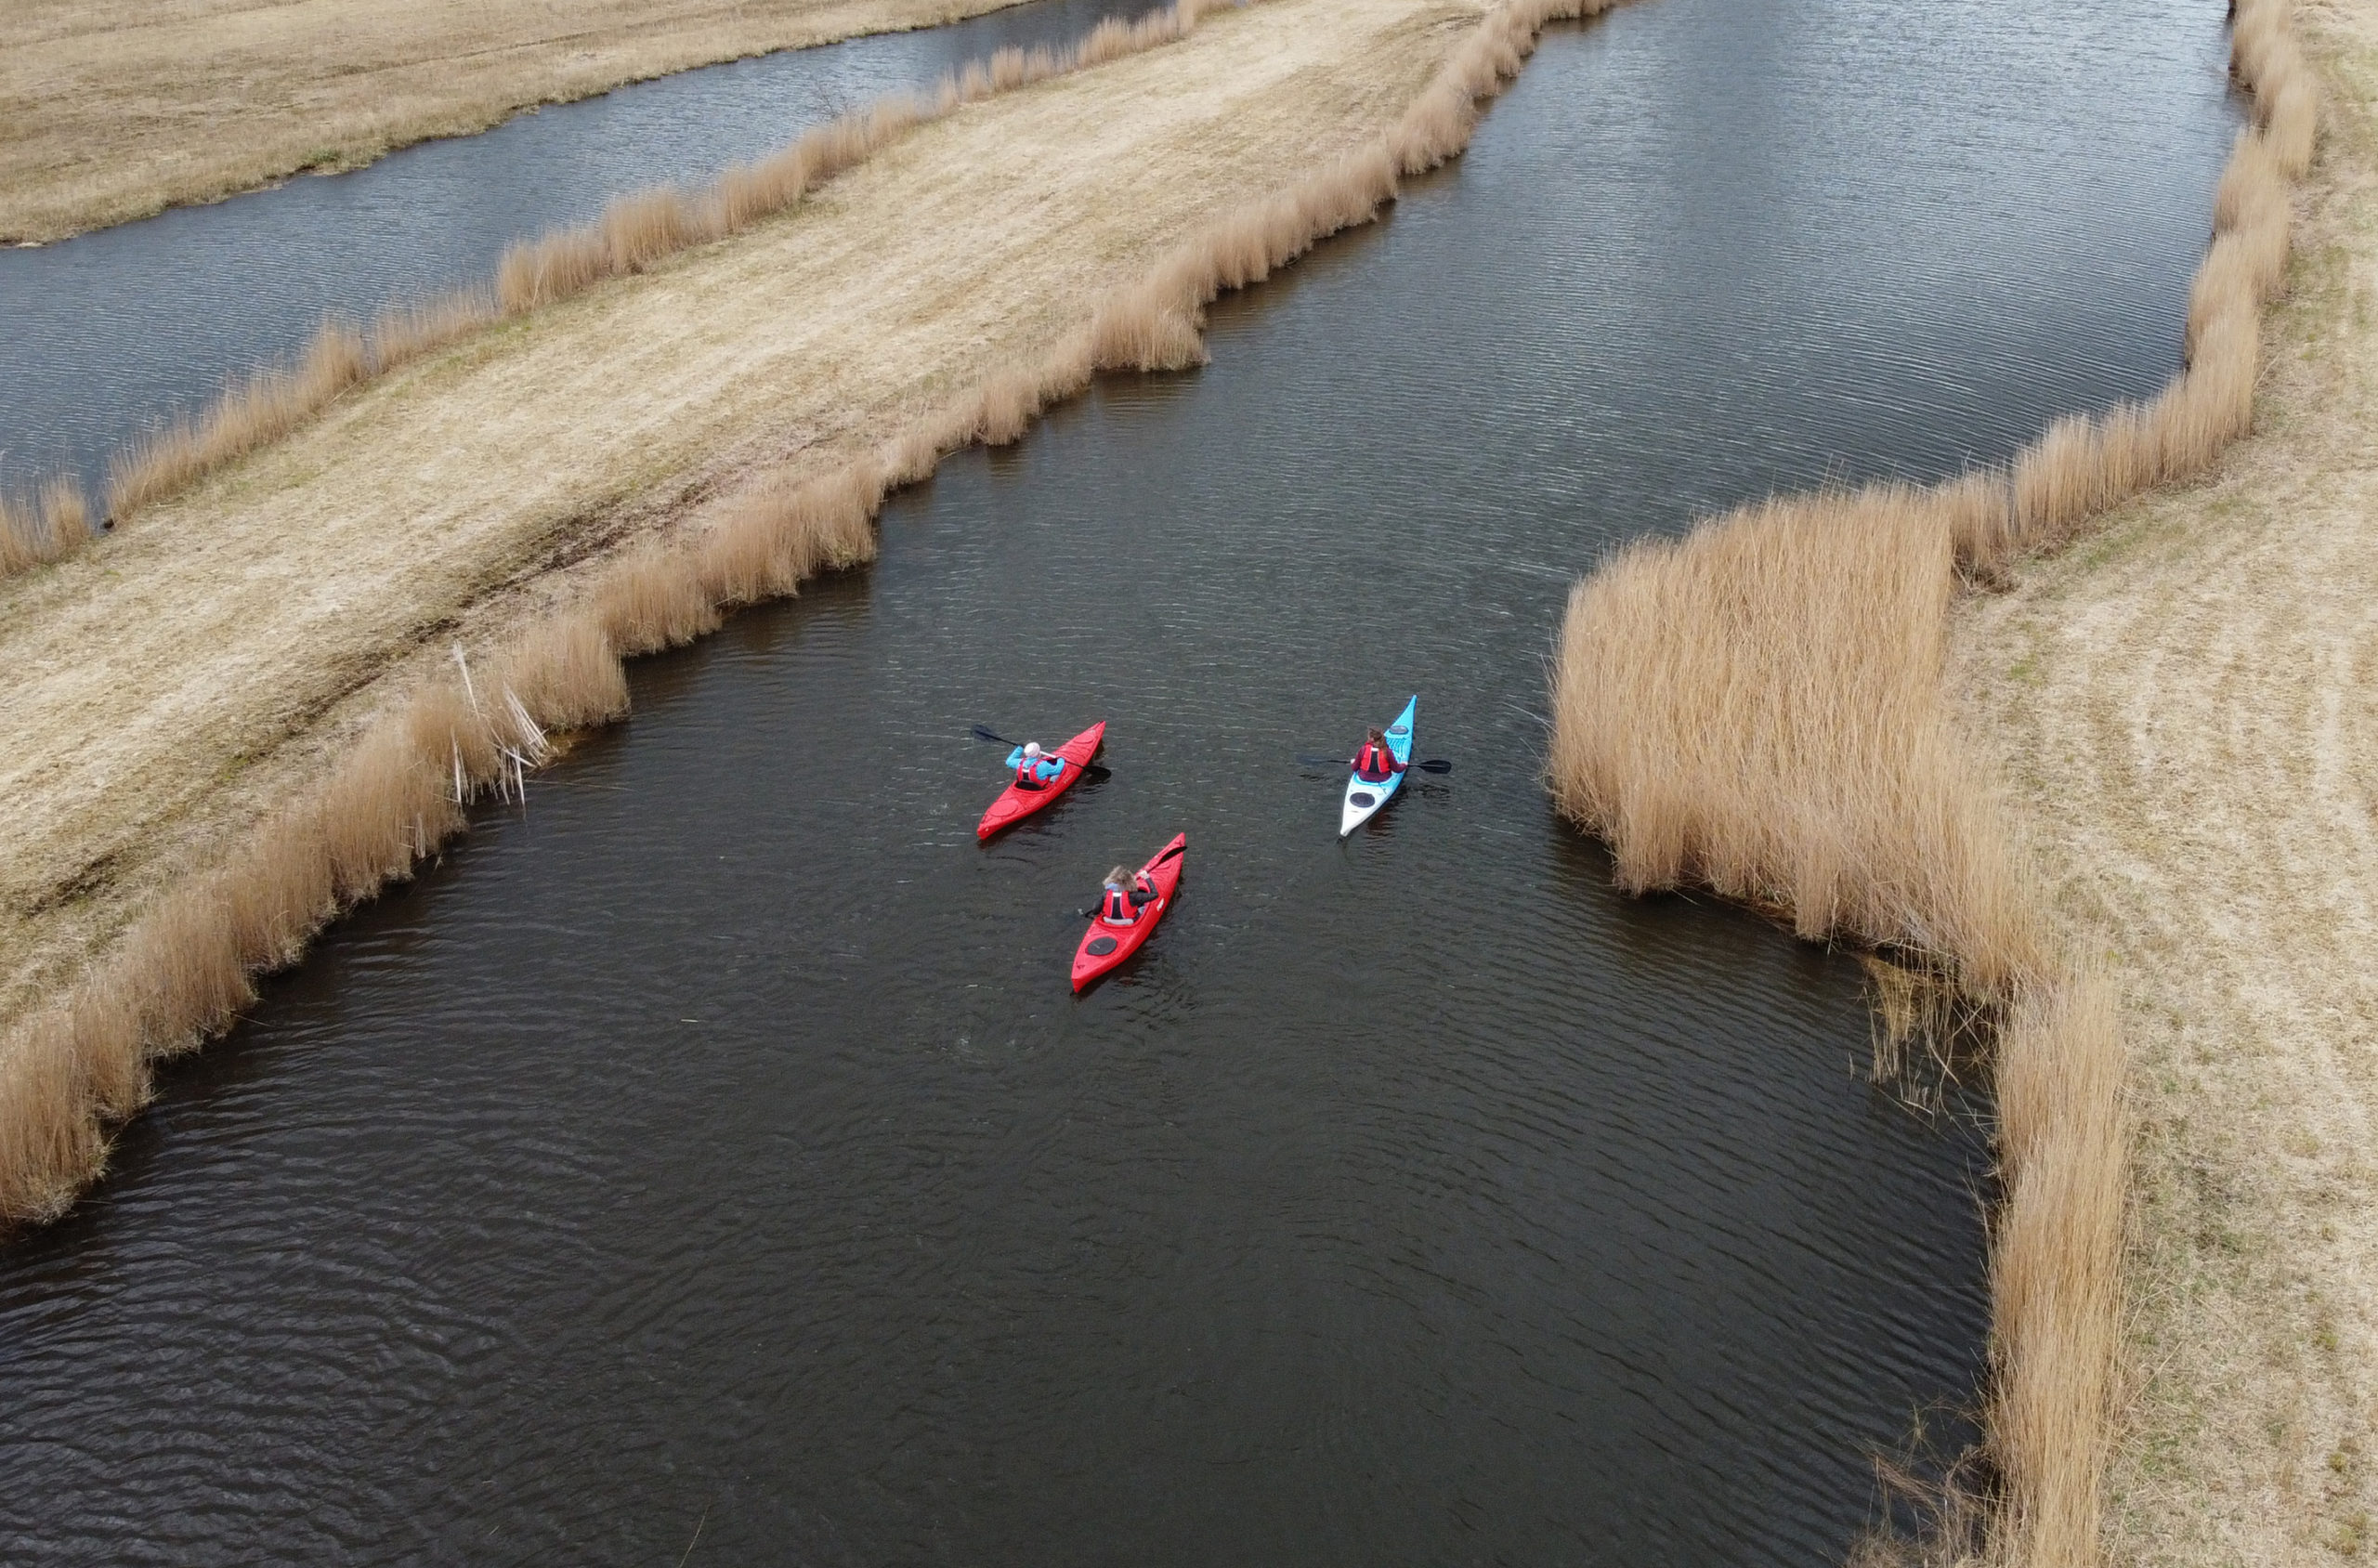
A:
[{"xmin": 0, "ymin": 0, "xmax": 1197, "ymax": 571}]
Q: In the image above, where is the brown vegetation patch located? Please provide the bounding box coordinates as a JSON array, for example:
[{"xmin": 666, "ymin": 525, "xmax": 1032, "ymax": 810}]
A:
[
  {"xmin": 1952, "ymin": 0, "xmax": 2378, "ymax": 1557},
  {"xmin": 1545, "ymin": 0, "xmax": 2314, "ymax": 1560}
]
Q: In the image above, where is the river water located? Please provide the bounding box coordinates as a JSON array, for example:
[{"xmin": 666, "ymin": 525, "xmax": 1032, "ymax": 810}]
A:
[
  {"xmin": 0, "ymin": 0, "xmax": 2234, "ymax": 1561},
  {"xmin": 0, "ymin": 0, "xmax": 1156, "ymax": 501}
]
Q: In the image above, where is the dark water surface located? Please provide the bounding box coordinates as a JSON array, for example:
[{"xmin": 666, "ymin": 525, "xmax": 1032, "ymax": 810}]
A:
[
  {"xmin": 0, "ymin": 0, "xmax": 2235, "ymax": 1561},
  {"xmin": 0, "ymin": 0, "xmax": 1156, "ymax": 500}
]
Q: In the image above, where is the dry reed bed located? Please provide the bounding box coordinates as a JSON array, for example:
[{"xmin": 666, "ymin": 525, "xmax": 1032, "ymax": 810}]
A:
[
  {"xmin": 1547, "ymin": 0, "xmax": 2311, "ymax": 1561},
  {"xmin": 0, "ymin": 0, "xmax": 1613, "ymax": 1231},
  {"xmin": 0, "ymin": 1, "xmax": 1228, "ymax": 582}
]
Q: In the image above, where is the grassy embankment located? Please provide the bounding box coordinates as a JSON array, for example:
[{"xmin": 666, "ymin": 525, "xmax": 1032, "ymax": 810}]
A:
[
  {"xmin": 1955, "ymin": 0, "xmax": 2378, "ymax": 1558},
  {"xmin": 0, "ymin": 0, "xmax": 1619, "ymax": 1225},
  {"xmin": 0, "ymin": 1, "xmax": 1206, "ymax": 576},
  {"xmin": 1544, "ymin": 0, "xmax": 2314, "ymax": 1562},
  {"xmin": 0, "ymin": 0, "xmax": 1039, "ymax": 246}
]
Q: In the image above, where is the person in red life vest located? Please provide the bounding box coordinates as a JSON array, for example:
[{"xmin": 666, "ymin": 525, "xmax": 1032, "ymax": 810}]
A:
[
  {"xmin": 1010, "ymin": 739, "xmax": 1065, "ymax": 791},
  {"xmin": 1099, "ymin": 864, "xmax": 1159, "ymax": 925},
  {"xmin": 1352, "ymin": 726, "xmax": 1405, "ymax": 783}
]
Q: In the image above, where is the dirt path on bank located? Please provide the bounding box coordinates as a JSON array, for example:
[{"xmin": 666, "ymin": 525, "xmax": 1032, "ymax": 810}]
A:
[
  {"xmin": 0, "ymin": 0, "xmax": 1481, "ymax": 1022},
  {"xmin": 1, "ymin": 0, "xmax": 1038, "ymax": 244},
  {"xmin": 1954, "ymin": 0, "xmax": 2378, "ymax": 1557}
]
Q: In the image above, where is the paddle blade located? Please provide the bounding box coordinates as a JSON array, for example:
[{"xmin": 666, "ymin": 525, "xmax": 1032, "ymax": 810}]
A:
[
  {"xmin": 972, "ymin": 725, "xmax": 1017, "ymax": 746},
  {"xmin": 1416, "ymin": 758, "xmax": 1454, "ymax": 774}
]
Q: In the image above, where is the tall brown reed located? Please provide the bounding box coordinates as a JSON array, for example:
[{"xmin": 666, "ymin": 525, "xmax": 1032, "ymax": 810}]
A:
[
  {"xmin": 0, "ymin": 477, "xmax": 92, "ymax": 575},
  {"xmin": 0, "ymin": 0, "xmax": 1632, "ymax": 1229},
  {"xmin": 105, "ymin": 315, "xmax": 381, "ymax": 517},
  {"xmin": 491, "ymin": 0, "xmax": 1216, "ymax": 317},
  {"xmin": 1548, "ymin": 483, "xmax": 2048, "ymax": 989},
  {"xmin": 0, "ymin": 475, "xmax": 95, "ymax": 574},
  {"xmin": 0, "ymin": 491, "xmax": 38, "ymax": 576},
  {"xmin": 1989, "ymin": 972, "xmax": 2126, "ymax": 1567},
  {"xmin": 1547, "ymin": 0, "xmax": 2312, "ymax": 1560}
]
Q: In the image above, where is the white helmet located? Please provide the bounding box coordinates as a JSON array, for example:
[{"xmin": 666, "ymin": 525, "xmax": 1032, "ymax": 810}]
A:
[{"xmin": 1023, "ymin": 741, "xmax": 1042, "ymax": 758}]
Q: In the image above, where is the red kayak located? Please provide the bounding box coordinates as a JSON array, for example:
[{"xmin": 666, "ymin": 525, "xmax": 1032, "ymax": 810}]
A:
[
  {"xmin": 1071, "ymin": 833, "xmax": 1186, "ymax": 991},
  {"xmin": 977, "ymin": 721, "xmax": 1105, "ymax": 840}
]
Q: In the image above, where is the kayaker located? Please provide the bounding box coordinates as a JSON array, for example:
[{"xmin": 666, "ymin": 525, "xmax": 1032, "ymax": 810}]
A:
[
  {"xmin": 1008, "ymin": 740, "xmax": 1065, "ymax": 791},
  {"xmin": 1352, "ymin": 726, "xmax": 1405, "ymax": 782},
  {"xmin": 1099, "ymin": 865, "xmax": 1158, "ymax": 925}
]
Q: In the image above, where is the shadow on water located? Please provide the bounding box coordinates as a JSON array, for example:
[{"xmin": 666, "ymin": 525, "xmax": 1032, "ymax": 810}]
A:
[{"xmin": 0, "ymin": 0, "xmax": 2236, "ymax": 1561}]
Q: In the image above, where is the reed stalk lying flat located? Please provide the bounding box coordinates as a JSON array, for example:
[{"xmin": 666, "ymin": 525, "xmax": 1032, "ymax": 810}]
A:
[{"xmin": 1548, "ymin": 0, "xmax": 2311, "ymax": 1561}]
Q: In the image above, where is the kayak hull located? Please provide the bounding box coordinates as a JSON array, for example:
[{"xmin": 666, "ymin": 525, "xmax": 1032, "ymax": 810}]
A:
[
  {"xmin": 1071, "ymin": 833, "xmax": 1186, "ymax": 990},
  {"xmin": 1339, "ymin": 696, "xmax": 1416, "ymax": 837},
  {"xmin": 978, "ymin": 721, "xmax": 1105, "ymax": 840}
]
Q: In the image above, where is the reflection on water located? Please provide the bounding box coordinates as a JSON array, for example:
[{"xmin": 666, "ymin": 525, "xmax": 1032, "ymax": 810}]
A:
[
  {"xmin": 0, "ymin": 0, "xmax": 1156, "ymax": 499},
  {"xmin": 0, "ymin": 0, "xmax": 2235, "ymax": 1561}
]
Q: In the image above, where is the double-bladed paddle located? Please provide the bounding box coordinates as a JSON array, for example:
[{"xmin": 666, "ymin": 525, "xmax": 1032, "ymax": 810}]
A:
[
  {"xmin": 973, "ymin": 725, "xmax": 1111, "ymax": 777},
  {"xmin": 1297, "ymin": 752, "xmax": 1453, "ymax": 774}
]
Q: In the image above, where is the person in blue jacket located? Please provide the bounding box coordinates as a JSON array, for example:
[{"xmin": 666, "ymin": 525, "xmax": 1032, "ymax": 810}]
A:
[{"xmin": 1006, "ymin": 740, "xmax": 1067, "ymax": 791}]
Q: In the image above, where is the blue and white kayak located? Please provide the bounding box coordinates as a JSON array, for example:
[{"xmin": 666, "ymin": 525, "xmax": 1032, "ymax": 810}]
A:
[{"xmin": 1339, "ymin": 695, "xmax": 1416, "ymax": 838}]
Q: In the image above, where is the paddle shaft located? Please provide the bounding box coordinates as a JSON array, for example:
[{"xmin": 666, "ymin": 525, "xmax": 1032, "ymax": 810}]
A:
[
  {"xmin": 974, "ymin": 725, "xmax": 1109, "ymax": 777},
  {"xmin": 1299, "ymin": 753, "xmax": 1453, "ymax": 774}
]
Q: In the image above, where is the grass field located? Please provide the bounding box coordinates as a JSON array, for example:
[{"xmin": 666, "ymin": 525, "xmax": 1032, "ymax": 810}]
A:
[
  {"xmin": 1955, "ymin": 0, "xmax": 2378, "ymax": 1556},
  {"xmin": 0, "ymin": 0, "xmax": 1035, "ymax": 243}
]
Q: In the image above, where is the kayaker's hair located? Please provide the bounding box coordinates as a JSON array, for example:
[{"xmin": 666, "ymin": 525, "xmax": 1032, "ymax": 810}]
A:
[
  {"xmin": 1106, "ymin": 865, "xmax": 1131, "ymax": 885},
  {"xmin": 1546, "ymin": 0, "xmax": 2312, "ymax": 1556}
]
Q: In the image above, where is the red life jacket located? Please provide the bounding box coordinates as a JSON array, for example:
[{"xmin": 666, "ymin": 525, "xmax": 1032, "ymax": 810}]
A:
[
  {"xmin": 1102, "ymin": 876, "xmax": 1156, "ymax": 924},
  {"xmin": 1016, "ymin": 755, "xmax": 1048, "ymax": 789},
  {"xmin": 1356, "ymin": 742, "xmax": 1396, "ymax": 779}
]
